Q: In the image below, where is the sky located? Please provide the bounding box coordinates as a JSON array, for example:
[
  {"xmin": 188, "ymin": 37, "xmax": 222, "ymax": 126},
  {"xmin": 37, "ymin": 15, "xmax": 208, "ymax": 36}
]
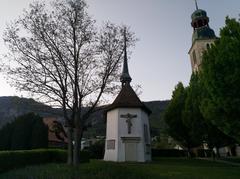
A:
[{"xmin": 0, "ymin": 0, "xmax": 239, "ymax": 102}]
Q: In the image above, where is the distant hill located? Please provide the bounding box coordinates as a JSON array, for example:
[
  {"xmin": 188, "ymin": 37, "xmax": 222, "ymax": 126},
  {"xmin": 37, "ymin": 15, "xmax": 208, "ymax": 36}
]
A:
[
  {"xmin": 0, "ymin": 96, "xmax": 60, "ymax": 128},
  {"xmin": 0, "ymin": 96, "xmax": 169, "ymax": 137},
  {"xmin": 145, "ymin": 100, "xmax": 170, "ymax": 136}
]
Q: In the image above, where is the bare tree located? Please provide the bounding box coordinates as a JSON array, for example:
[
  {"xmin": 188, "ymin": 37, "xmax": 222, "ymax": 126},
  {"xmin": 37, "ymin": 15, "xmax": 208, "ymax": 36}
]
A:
[{"xmin": 2, "ymin": 0, "xmax": 136, "ymax": 165}]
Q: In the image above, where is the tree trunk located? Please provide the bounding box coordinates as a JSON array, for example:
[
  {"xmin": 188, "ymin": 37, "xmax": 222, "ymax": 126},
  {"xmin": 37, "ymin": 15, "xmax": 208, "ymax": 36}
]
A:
[
  {"xmin": 73, "ymin": 127, "xmax": 82, "ymax": 165},
  {"xmin": 187, "ymin": 147, "xmax": 191, "ymax": 158},
  {"xmin": 210, "ymin": 148, "xmax": 215, "ymax": 160},
  {"xmin": 67, "ymin": 127, "xmax": 73, "ymax": 165},
  {"xmin": 216, "ymin": 147, "xmax": 220, "ymax": 158}
]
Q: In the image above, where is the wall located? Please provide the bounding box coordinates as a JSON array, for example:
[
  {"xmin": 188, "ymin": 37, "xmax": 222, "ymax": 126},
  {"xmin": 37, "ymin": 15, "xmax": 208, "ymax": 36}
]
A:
[
  {"xmin": 189, "ymin": 39, "xmax": 216, "ymax": 72},
  {"xmin": 104, "ymin": 107, "xmax": 151, "ymax": 162}
]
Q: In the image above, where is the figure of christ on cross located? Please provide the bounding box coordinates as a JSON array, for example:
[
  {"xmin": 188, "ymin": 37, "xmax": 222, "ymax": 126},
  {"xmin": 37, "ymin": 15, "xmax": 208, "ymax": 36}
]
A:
[{"xmin": 120, "ymin": 113, "xmax": 137, "ymax": 134}]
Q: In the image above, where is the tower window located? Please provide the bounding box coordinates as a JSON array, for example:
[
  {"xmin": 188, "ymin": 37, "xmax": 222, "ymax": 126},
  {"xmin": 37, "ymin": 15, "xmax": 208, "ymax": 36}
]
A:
[
  {"xmin": 206, "ymin": 43, "xmax": 210, "ymax": 49},
  {"xmin": 204, "ymin": 19, "xmax": 207, "ymax": 25},
  {"xmin": 144, "ymin": 124, "xmax": 149, "ymax": 144},
  {"xmin": 198, "ymin": 20, "xmax": 203, "ymax": 27},
  {"xmin": 192, "ymin": 50, "xmax": 197, "ymax": 65}
]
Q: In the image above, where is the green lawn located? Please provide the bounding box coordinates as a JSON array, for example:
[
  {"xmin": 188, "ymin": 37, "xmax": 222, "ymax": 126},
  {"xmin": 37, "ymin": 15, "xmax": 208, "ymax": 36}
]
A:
[{"xmin": 0, "ymin": 158, "xmax": 240, "ymax": 179}]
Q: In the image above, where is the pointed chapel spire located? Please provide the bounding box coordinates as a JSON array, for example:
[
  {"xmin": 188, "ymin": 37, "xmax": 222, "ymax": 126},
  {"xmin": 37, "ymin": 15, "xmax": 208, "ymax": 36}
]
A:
[
  {"xmin": 120, "ymin": 28, "xmax": 132, "ymax": 86},
  {"xmin": 194, "ymin": 0, "xmax": 199, "ymax": 10}
]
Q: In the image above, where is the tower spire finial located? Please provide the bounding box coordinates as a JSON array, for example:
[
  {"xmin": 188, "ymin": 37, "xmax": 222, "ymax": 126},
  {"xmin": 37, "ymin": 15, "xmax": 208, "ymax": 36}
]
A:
[
  {"xmin": 120, "ymin": 27, "xmax": 132, "ymax": 86},
  {"xmin": 195, "ymin": 0, "xmax": 199, "ymax": 10}
]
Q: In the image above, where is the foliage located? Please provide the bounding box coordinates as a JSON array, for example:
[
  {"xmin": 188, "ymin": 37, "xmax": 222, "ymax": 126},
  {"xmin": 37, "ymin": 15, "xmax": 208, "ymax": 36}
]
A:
[
  {"xmin": 151, "ymin": 135, "xmax": 177, "ymax": 149},
  {"xmin": 164, "ymin": 82, "xmax": 200, "ymax": 152},
  {"xmin": 1, "ymin": 158, "xmax": 240, "ymax": 179},
  {"xmin": 183, "ymin": 74, "xmax": 206, "ymax": 145},
  {"xmin": 0, "ymin": 113, "xmax": 48, "ymax": 150},
  {"xmin": 164, "ymin": 17, "xmax": 240, "ymax": 152},
  {"xmin": 184, "ymin": 73, "xmax": 235, "ymax": 153},
  {"xmin": 200, "ymin": 17, "xmax": 240, "ymax": 143},
  {"xmin": 0, "ymin": 149, "xmax": 89, "ymax": 173},
  {"xmin": 2, "ymin": 0, "xmax": 136, "ymax": 165},
  {"xmin": 87, "ymin": 140, "xmax": 105, "ymax": 159}
]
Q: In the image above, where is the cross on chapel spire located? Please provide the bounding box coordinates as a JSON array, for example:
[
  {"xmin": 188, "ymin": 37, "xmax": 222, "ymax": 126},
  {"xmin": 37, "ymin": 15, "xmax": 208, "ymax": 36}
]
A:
[{"xmin": 120, "ymin": 28, "xmax": 132, "ymax": 86}]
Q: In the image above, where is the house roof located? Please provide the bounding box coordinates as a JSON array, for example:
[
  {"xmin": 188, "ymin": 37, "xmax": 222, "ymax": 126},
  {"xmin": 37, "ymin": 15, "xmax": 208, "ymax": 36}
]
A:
[{"xmin": 43, "ymin": 117, "xmax": 68, "ymax": 144}]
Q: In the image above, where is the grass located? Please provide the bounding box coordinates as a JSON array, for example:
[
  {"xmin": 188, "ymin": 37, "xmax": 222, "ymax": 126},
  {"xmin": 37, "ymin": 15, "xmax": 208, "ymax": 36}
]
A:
[{"xmin": 0, "ymin": 158, "xmax": 240, "ymax": 179}]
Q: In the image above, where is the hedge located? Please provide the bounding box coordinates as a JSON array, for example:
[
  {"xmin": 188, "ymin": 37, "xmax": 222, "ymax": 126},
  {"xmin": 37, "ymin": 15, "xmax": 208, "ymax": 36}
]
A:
[
  {"xmin": 0, "ymin": 149, "xmax": 89, "ymax": 173},
  {"xmin": 196, "ymin": 149, "xmax": 212, "ymax": 158},
  {"xmin": 152, "ymin": 149, "xmax": 187, "ymax": 157},
  {"xmin": 152, "ymin": 149, "xmax": 214, "ymax": 158}
]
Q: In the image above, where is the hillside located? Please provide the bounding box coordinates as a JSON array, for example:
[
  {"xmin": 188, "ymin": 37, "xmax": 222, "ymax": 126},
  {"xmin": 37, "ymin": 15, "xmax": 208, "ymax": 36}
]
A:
[
  {"xmin": 0, "ymin": 96, "xmax": 59, "ymax": 128},
  {"xmin": 0, "ymin": 96, "xmax": 169, "ymax": 137}
]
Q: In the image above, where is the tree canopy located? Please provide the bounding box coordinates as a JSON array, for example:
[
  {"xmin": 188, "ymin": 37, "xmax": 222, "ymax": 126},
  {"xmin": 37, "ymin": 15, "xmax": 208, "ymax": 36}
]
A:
[
  {"xmin": 164, "ymin": 82, "xmax": 200, "ymax": 153},
  {"xmin": 2, "ymin": 0, "xmax": 136, "ymax": 165},
  {"xmin": 200, "ymin": 17, "xmax": 240, "ymax": 143},
  {"xmin": 165, "ymin": 17, "xmax": 240, "ymax": 155}
]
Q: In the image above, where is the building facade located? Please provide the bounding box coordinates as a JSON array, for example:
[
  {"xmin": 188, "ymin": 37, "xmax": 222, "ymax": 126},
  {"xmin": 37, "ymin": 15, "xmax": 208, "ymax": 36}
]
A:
[{"xmin": 104, "ymin": 31, "xmax": 152, "ymax": 162}]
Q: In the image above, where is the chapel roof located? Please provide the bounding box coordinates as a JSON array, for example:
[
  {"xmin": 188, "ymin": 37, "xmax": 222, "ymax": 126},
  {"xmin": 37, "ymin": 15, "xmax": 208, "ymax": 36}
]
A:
[
  {"xmin": 106, "ymin": 84, "xmax": 151, "ymax": 114},
  {"xmin": 105, "ymin": 28, "xmax": 151, "ymax": 115}
]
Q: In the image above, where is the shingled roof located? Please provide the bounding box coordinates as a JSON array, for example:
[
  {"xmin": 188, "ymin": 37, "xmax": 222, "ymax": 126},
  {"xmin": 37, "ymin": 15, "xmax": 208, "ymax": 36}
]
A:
[
  {"xmin": 105, "ymin": 29, "xmax": 151, "ymax": 115},
  {"xmin": 106, "ymin": 84, "xmax": 151, "ymax": 114}
]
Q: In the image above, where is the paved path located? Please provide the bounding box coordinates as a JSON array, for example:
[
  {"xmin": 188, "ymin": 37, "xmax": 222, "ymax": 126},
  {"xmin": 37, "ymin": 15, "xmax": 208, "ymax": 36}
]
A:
[{"xmin": 198, "ymin": 158, "xmax": 240, "ymax": 167}]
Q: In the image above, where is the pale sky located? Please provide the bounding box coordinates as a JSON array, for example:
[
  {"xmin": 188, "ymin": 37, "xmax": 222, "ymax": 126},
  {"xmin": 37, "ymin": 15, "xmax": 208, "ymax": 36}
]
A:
[{"xmin": 0, "ymin": 0, "xmax": 239, "ymax": 102}]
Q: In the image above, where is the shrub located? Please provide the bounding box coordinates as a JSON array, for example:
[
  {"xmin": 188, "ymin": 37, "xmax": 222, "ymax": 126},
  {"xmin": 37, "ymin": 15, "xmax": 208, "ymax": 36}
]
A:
[
  {"xmin": 0, "ymin": 149, "xmax": 89, "ymax": 173},
  {"xmin": 196, "ymin": 149, "xmax": 212, "ymax": 157},
  {"xmin": 87, "ymin": 140, "xmax": 105, "ymax": 159},
  {"xmin": 152, "ymin": 149, "xmax": 187, "ymax": 157}
]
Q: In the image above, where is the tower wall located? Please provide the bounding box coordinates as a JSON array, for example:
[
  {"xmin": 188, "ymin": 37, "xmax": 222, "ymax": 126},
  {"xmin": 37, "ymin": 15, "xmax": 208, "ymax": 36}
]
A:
[{"xmin": 189, "ymin": 39, "xmax": 216, "ymax": 72}]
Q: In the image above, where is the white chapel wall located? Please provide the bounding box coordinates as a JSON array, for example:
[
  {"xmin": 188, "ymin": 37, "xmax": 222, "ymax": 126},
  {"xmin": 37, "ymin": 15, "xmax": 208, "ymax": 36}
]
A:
[{"xmin": 104, "ymin": 109, "xmax": 119, "ymax": 161}]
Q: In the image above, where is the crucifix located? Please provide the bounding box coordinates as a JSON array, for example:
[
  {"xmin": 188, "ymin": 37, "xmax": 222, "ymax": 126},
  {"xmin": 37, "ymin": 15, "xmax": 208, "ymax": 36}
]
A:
[{"xmin": 120, "ymin": 113, "xmax": 137, "ymax": 134}]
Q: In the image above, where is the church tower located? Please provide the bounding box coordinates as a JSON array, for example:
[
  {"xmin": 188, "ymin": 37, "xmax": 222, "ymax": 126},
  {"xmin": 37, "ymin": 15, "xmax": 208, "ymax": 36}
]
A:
[
  {"xmin": 189, "ymin": 1, "xmax": 217, "ymax": 72},
  {"xmin": 104, "ymin": 30, "xmax": 152, "ymax": 162}
]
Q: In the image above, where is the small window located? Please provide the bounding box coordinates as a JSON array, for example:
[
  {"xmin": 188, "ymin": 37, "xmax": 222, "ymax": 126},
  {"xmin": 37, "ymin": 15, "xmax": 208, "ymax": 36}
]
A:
[
  {"xmin": 206, "ymin": 43, "xmax": 210, "ymax": 49},
  {"xmin": 145, "ymin": 144, "xmax": 151, "ymax": 154},
  {"xmin": 204, "ymin": 19, "xmax": 207, "ymax": 25},
  {"xmin": 107, "ymin": 140, "xmax": 115, "ymax": 150},
  {"xmin": 192, "ymin": 50, "xmax": 197, "ymax": 65},
  {"xmin": 198, "ymin": 20, "xmax": 203, "ymax": 27},
  {"xmin": 144, "ymin": 124, "xmax": 149, "ymax": 144}
]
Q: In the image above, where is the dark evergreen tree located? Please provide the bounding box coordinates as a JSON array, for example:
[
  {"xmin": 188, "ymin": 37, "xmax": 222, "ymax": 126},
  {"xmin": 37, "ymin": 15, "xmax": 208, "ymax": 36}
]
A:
[
  {"xmin": 11, "ymin": 114, "xmax": 35, "ymax": 150},
  {"xmin": 0, "ymin": 113, "xmax": 48, "ymax": 150},
  {"xmin": 31, "ymin": 115, "xmax": 48, "ymax": 149},
  {"xmin": 0, "ymin": 123, "xmax": 13, "ymax": 150}
]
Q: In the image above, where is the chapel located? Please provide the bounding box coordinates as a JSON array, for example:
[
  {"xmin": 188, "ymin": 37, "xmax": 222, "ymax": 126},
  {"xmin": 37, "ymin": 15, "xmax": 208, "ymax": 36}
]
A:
[{"xmin": 104, "ymin": 30, "xmax": 152, "ymax": 162}]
